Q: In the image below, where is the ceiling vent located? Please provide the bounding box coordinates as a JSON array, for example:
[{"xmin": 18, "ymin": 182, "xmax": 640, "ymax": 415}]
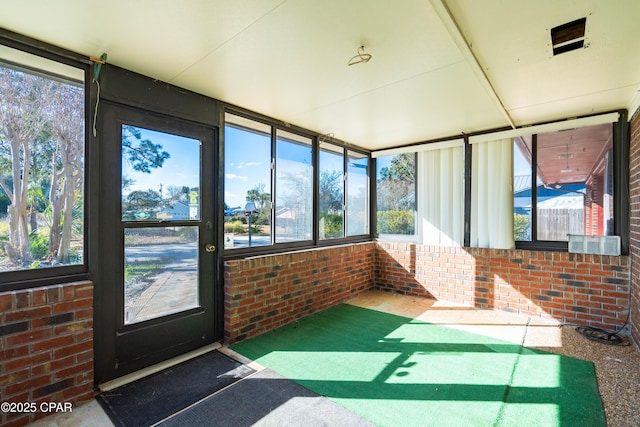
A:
[{"xmin": 551, "ymin": 17, "xmax": 586, "ymax": 55}]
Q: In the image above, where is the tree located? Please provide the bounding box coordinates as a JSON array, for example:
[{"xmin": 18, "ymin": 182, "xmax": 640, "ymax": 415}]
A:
[
  {"xmin": 376, "ymin": 153, "xmax": 416, "ymax": 234},
  {"xmin": 120, "ymin": 126, "xmax": 170, "ymax": 220},
  {"xmin": 47, "ymin": 82, "xmax": 84, "ymax": 263},
  {"xmin": 319, "ymin": 170, "xmax": 343, "ymax": 214},
  {"xmin": 123, "ymin": 190, "xmax": 162, "ymax": 219},
  {"xmin": 514, "ymin": 213, "xmax": 531, "ymax": 241},
  {"xmin": 389, "ymin": 153, "xmax": 415, "ymax": 182},
  {"xmin": 278, "ymin": 165, "xmax": 313, "ymax": 238},
  {"xmin": 166, "ymin": 185, "xmax": 190, "ymax": 205},
  {"xmin": 246, "ymin": 183, "xmax": 271, "ymax": 225},
  {"xmin": 318, "ymin": 170, "xmax": 344, "ymax": 238},
  {"xmin": 377, "ymin": 153, "xmax": 415, "ymax": 211},
  {"xmin": 246, "ymin": 183, "xmax": 270, "ymax": 211},
  {"xmin": 122, "ymin": 125, "xmax": 170, "ymax": 173},
  {"xmin": 0, "ymin": 67, "xmax": 55, "ymax": 265}
]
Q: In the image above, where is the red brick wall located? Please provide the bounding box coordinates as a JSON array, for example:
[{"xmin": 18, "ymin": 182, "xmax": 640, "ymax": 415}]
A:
[
  {"xmin": 224, "ymin": 243, "xmax": 374, "ymax": 343},
  {"xmin": 0, "ymin": 281, "xmax": 94, "ymax": 427},
  {"xmin": 629, "ymin": 108, "xmax": 640, "ymax": 349},
  {"xmin": 376, "ymin": 242, "xmax": 630, "ymax": 330}
]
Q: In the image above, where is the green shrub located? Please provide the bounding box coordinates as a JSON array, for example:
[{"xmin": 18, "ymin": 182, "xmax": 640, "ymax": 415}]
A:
[
  {"xmin": 30, "ymin": 233, "xmax": 49, "ymax": 260},
  {"xmin": 514, "ymin": 213, "xmax": 531, "ymax": 241},
  {"xmin": 321, "ymin": 213, "xmax": 343, "ymax": 238},
  {"xmin": 377, "ymin": 210, "xmax": 415, "ymax": 235},
  {"xmin": 0, "ymin": 220, "xmax": 9, "ymax": 237},
  {"xmin": 224, "ymin": 220, "xmax": 246, "ymax": 234}
]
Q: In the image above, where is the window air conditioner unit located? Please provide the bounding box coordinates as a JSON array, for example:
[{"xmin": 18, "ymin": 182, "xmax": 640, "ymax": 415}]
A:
[{"xmin": 567, "ymin": 235, "xmax": 621, "ymax": 256}]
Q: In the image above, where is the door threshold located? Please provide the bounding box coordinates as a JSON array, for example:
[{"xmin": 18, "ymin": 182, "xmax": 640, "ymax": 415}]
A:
[{"xmin": 99, "ymin": 342, "xmax": 222, "ymax": 392}]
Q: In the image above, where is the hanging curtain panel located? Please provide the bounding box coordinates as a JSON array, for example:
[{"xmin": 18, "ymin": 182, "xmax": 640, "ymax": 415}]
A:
[
  {"xmin": 470, "ymin": 138, "xmax": 514, "ymax": 249},
  {"xmin": 417, "ymin": 144, "xmax": 464, "ymax": 246}
]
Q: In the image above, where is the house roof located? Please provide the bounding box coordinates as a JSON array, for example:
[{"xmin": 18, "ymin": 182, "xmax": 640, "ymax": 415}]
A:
[{"xmin": 2, "ymin": 0, "xmax": 639, "ymax": 150}]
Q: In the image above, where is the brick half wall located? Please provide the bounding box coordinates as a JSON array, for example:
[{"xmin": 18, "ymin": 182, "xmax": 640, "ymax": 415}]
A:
[
  {"xmin": 376, "ymin": 242, "xmax": 630, "ymax": 330},
  {"xmin": 0, "ymin": 281, "xmax": 94, "ymax": 427},
  {"xmin": 224, "ymin": 242, "xmax": 374, "ymax": 343}
]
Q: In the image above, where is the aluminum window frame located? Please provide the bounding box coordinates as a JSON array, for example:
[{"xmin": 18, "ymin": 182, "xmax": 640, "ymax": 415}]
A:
[
  {"xmin": 0, "ymin": 33, "xmax": 91, "ymax": 292},
  {"xmin": 222, "ymin": 107, "xmax": 373, "ymax": 259}
]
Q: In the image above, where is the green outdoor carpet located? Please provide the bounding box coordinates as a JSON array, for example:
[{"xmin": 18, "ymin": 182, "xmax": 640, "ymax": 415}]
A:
[{"xmin": 231, "ymin": 304, "xmax": 605, "ymax": 427}]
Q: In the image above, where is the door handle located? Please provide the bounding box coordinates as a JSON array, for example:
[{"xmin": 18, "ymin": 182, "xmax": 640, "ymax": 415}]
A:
[{"xmin": 205, "ymin": 244, "xmax": 216, "ymax": 253}]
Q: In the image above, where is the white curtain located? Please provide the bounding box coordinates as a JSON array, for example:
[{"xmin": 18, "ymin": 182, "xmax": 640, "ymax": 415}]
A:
[
  {"xmin": 417, "ymin": 144, "xmax": 464, "ymax": 246},
  {"xmin": 470, "ymin": 138, "xmax": 514, "ymax": 249}
]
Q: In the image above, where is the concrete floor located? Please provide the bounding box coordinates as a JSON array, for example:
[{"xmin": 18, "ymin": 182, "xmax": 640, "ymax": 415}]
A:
[{"xmin": 30, "ymin": 290, "xmax": 564, "ymax": 426}]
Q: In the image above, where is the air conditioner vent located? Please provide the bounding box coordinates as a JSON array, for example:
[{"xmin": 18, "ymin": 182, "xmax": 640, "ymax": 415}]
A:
[{"xmin": 568, "ymin": 235, "xmax": 620, "ymax": 256}]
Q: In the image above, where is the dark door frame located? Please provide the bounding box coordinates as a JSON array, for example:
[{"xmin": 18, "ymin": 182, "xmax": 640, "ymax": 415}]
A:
[{"xmin": 94, "ymin": 100, "xmax": 223, "ymax": 383}]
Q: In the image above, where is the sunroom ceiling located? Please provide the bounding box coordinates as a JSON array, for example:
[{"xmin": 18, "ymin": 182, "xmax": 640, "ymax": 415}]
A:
[{"xmin": 1, "ymin": 0, "xmax": 639, "ymax": 151}]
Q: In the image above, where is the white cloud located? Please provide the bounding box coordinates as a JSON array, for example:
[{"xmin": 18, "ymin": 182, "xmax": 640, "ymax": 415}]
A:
[
  {"xmin": 225, "ymin": 173, "xmax": 248, "ymax": 181},
  {"xmin": 235, "ymin": 162, "xmax": 261, "ymax": 169}
]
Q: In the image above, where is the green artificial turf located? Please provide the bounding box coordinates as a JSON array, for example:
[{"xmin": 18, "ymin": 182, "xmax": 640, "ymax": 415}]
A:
[{"xmin": 231, "ymin": 304, "xmax": 605, "ymax": 427}]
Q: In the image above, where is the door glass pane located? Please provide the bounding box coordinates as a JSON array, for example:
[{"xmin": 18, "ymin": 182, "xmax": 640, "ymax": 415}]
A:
[
  {"xmin": 224, "ymin": 114, "xmax": 272, "ymax": 248},
  {"xmin": 319, "ymin": 143, "xmax": 344, "ymax": 239},
  {"xmin": 275, "ymin": 130, "xmax": 312, "ymax": 243},
  {"xmin": 347, "ymin": 151, "xmax": 369, "ymax": 236},
  {"xmin": 124, "ymin": 226, "xmax": 199, "ymax": 324},
  {"xmin": 122, "ymin": 125, "xmax": 201, "ymax": 221}
]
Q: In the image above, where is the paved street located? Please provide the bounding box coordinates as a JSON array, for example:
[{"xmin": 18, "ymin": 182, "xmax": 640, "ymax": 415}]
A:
[{"xmin": 124, "ymin": 242, "xmax": 199, "ymax": 324}]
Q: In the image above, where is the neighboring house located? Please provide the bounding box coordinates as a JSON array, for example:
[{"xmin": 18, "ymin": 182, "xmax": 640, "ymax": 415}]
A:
[
  {"xmin": 157, "ymin": 202, "xmax": 190, "ymax": 220},
  {"xmin": 514, "ymin": 181, "xmax": 585, "ymax": 240}
]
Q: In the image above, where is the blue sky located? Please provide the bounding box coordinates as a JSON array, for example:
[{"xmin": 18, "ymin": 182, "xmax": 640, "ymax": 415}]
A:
[
  {"xmin": 513, "ymin": 144, "xmax": 532, "ymax": 176},
  {"xmin": 122, "ymin": 126, "xmax": 530, "ymax": 208},
  {"xmin": 225, "ymin": 126, "xmax": 317, "ymax": 209},
  {"xmin": 224, "ymin": 126, "xmax": 271, "ymax": 208},
  {"xmin": 122, "ymin": 126, "xmax": 200, "ymax": 197}
]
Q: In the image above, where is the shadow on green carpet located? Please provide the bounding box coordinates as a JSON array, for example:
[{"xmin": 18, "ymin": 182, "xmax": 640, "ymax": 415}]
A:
[{"xmin": 231, "ymin": 304, "xmax": 605, "ymax": 427}]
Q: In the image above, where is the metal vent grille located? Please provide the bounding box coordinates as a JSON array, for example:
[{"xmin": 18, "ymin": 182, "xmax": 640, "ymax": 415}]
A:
[
  {"xmin": 568, "ymin": 235, "xmax": 620, "ymax": 256},
  {"xmin": 551, "ymin": 18, "xmax": 587, "ymax": 56}
]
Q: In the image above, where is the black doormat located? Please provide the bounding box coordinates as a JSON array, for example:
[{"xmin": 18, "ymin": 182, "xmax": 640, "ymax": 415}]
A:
[
  {"xmin": 98, "ymin": 350, "xmax": 254, "ymax": 427},
  {"xmin": 158, "ymin": 368, "xmax": 375, "ymax": 427}
]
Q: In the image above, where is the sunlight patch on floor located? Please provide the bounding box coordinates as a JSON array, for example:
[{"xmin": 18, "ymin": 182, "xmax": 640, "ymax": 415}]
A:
[{"xmin": 347, "ymin": 290, "xmax": 563, "ymax": 348}]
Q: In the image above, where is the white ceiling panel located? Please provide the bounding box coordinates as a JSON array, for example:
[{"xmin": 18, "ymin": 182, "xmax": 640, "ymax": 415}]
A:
[
  {"xmin": 447, "ymin": 0, "xmax": 640, "ymax": 126},
  {"xmin": 1, "ymin": 0, "xmax": 287, "ymax": 82},
  {"xmin": 1, "ymin": 0, "xmax": 638, "ymax": 150},
  {"xmin": 508, "ymin": 86, "xmax": 637, "ymax": 125},
  {"xmin": 170, "ymin": 0, "xmax": 466, "ymax": 120},
  {"xmin": 291, "ymin": 61, "xmax": 508, "ymax": 150}
]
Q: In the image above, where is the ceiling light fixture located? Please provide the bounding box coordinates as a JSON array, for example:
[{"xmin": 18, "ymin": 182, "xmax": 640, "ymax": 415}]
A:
[
  {"xmin": 561, "ymin": 142, "xmax": 573, "ymax": 173},
  {"xmin": 348, "ymin": 46, "xmax": 372, "ymax": 66}
]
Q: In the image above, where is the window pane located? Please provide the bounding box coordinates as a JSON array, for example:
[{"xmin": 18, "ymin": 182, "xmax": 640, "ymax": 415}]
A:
[
  {"xmin": 124, "ymin": 226, "xmax": 199, "ymax": 324},
  {"xmin": 347, "ymin": 151, "xmax": 369, "ymax": 236},
  {"xmin": 319, "ymin": 143, "xmax": 344, "ymax": 239},
  {"xmin": 0, "ymin": 48, "xmax": 84, "ymax": 272},
  {"xmin": 121, "ymin": 126, "xmax": 201, "ymax": 221},
  {"xmin": 275, "ymin": 130, "xmax": 312, "ymax": 243},
  {"xmin": 513, "ymin": 137, "xmax": 532, "ymax": 241},
  {"xmin": 515, "ymin": 123, "xmax": 615, "ymax": 243},
  {"xmin": 376, "ymin": 153, "xmax": 416, "ymax": 235},
  {"xmin": 536, "ymin": 124, "xmax": 613, "ymax": 240},
  {"xmin": 224, "ymin": 114, "xmax": 272, "ymax": 248}
]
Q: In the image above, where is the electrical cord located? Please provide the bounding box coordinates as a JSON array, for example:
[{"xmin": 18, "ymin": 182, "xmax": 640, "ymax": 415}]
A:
[
  {"xmin": 575, "ymin": 300, "xmax": 632, "ymax": 346},
  {"xmin": 575, "ymin": 325, "xmax": 630, "ymax": 346}
]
